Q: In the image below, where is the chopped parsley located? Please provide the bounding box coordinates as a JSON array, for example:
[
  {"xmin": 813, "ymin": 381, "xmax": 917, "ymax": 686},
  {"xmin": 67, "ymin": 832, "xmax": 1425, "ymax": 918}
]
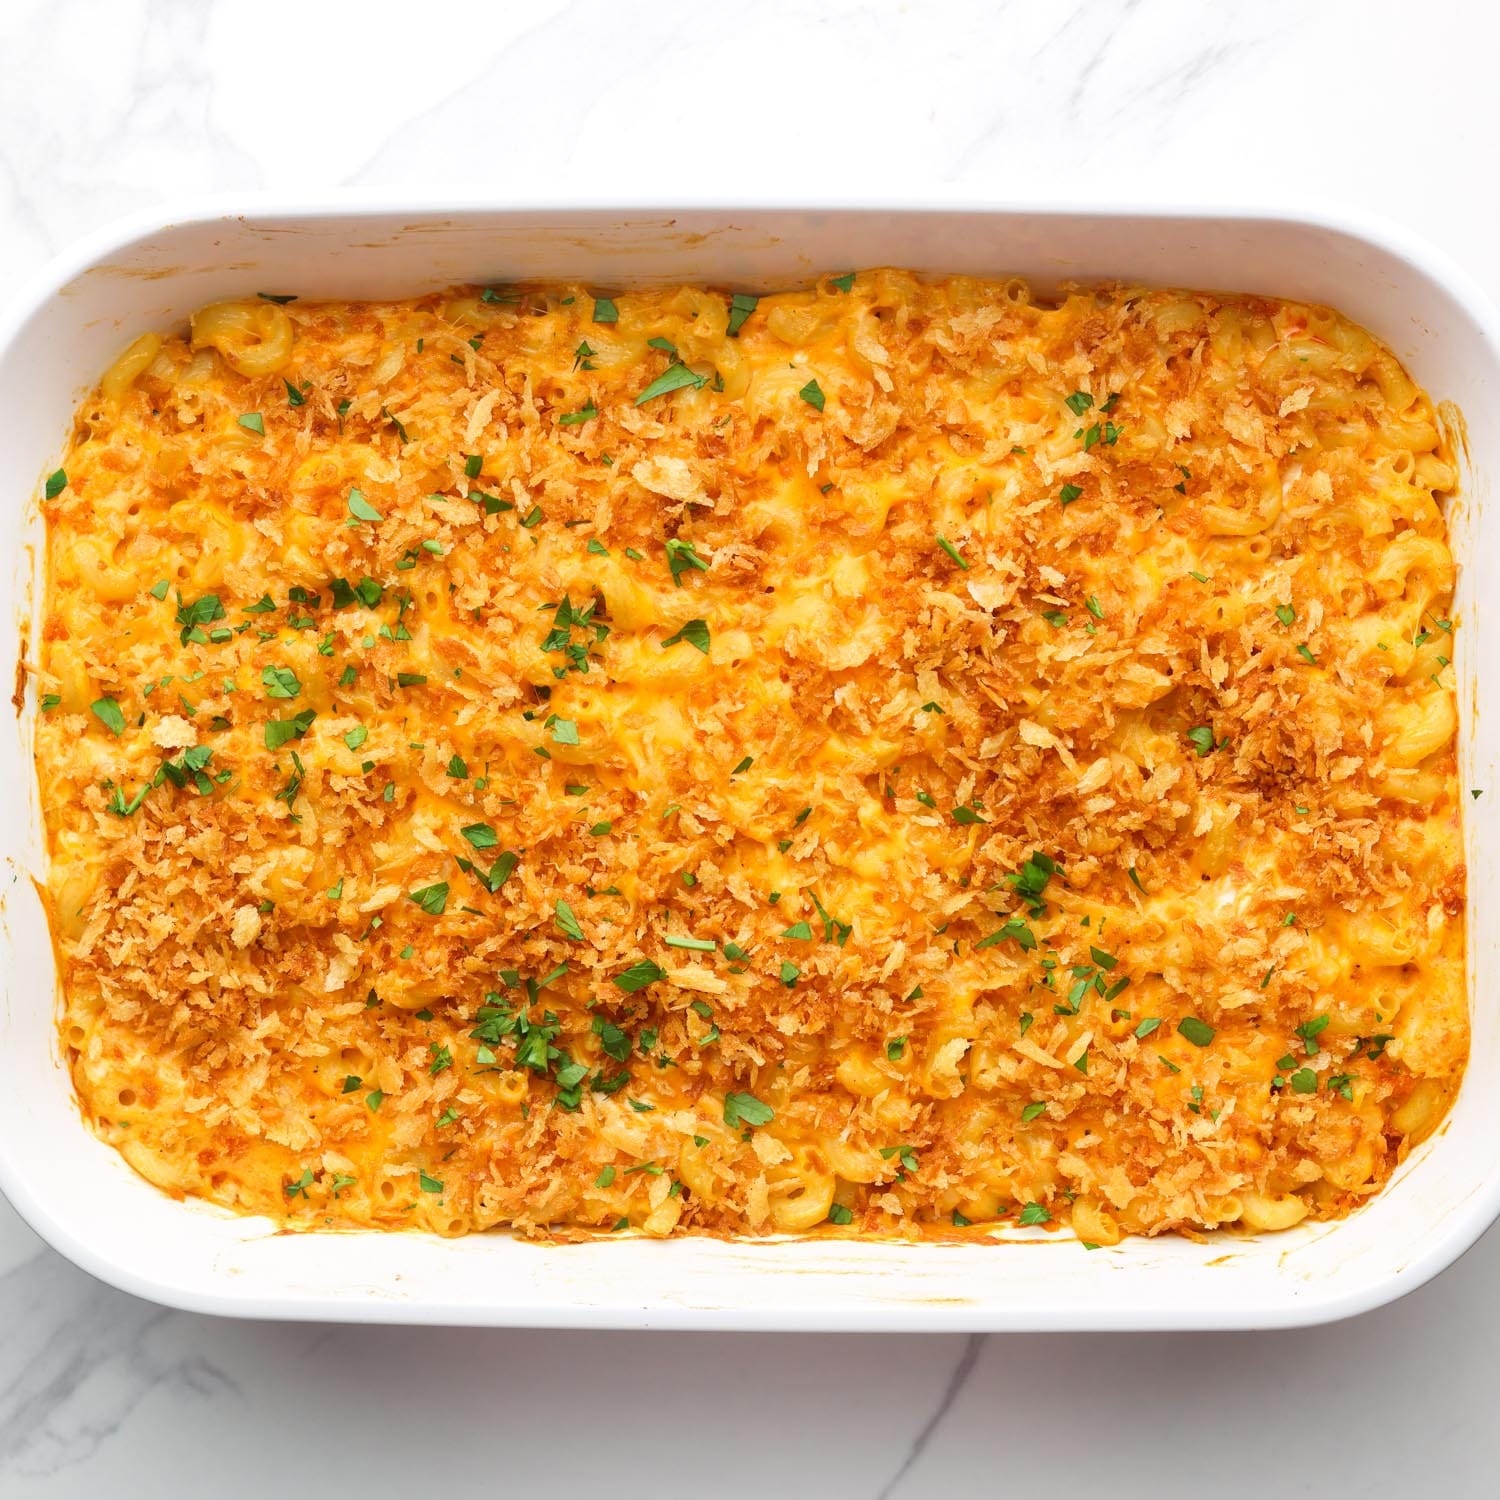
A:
[
  {"xmin": 636, "ymin": 363, "xmax": 706, "ymax": 404},
  {"xmin": 592, "ymin": 1017, "xmax": 631, "ymax": 1063},
  {"xmin": 723, "ymin": 1091, "xmax": 774, "ymax": 1128},
  {"xmin": 407, "ymin": 882, "xmax": 449, "ymax": 915},
  {"xmin": 1177, "ymin": 1016, "xmax": 1216, "ymax": 1047},
  {"xmin": 612, "ymin": 960, "xmax": 666, "ymax": 996},
  {"xmin": 661, "ymin": 617, "xmax": 710, "ymax": 654},
  {"xmin": 1004, "ymin": 850, "xmax": 1060, "ymax": 917},
  {"xmin": 1294, "ymin": 1014, "xmax": 1329, "ymax": 1055},
  {"xmin": 261, "ymin": 664, "xmax": 300, "ymax": 699},
  {"xmin": 665, "ymin": 538, "xmax": 709, "ymax": 585},
  {"xmin": 265, "ymin": 709, "xmax": 315, "ymax": 750},
  {"xmin": 347, "ymin": 488, "xmax": 382, "ymax": 523},
  {"xmin": 727, "ymin": 292, "xmax": 758, "ymax": 336},
  {"xmin": 664, "ymin": 933, "xmax": 716, "ymax": 952},
  {"xmin": 175, "ymin": 592, "xmax": 225, "ymax": 644},
  {"xmin": 90, "ymin": 697, "xmax": 125, "ymax": 736},
  {"xmin": 1186, "ymin": 725, "xmax": 1217, "ymax": 757},
  {"xmin": 936, "ymin": 535, "xmax": 969, "ymax": 570},
  {"xmin": 554, "ymin": 899, "xmax": 585, "ymax": 941},
  {"xmin": 461, "ymin": 849, "xmax": 519, "ymax": 898},
  {"xmin": 975, "ymin": 916, "xmax": 1036, "ymax": 952},
  {"xmin": 541, "ymin": 594, "xmax": 609, "ymax": 676}
]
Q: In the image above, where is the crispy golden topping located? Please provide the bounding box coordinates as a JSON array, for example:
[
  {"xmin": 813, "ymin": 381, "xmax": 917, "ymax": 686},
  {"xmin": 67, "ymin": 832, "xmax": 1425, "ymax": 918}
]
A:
[{"xmin": 36, "ymin": 272, "xmax": 1465, "ymax": 1242}]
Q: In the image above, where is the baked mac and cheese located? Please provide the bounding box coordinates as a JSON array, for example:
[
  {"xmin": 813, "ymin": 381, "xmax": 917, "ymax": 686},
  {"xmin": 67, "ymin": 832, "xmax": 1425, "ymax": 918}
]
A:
[{"xmin": 33, "ymin": 272, "xmax": 1467, "ymax": 1243}]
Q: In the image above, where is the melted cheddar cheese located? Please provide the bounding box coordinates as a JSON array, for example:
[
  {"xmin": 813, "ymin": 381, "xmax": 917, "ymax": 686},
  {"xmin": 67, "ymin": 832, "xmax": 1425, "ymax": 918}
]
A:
[{"xmin": 34, "ymin": 272, "xmax": 1466, "ymax": 1242}]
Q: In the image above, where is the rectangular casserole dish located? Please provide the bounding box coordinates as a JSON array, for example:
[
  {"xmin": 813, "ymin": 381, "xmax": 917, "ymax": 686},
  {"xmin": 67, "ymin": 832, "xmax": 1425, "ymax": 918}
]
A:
[{"xmin": 1, "ymin": 196, "xmax": 1495, "ymax": 1330}]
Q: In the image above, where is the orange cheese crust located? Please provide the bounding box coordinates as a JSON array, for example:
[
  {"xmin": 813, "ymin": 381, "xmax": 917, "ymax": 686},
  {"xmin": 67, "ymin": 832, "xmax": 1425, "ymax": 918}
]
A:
[{"xmin": 35, "ymin": 272, "xmax": 1466, "ymax": 1243}]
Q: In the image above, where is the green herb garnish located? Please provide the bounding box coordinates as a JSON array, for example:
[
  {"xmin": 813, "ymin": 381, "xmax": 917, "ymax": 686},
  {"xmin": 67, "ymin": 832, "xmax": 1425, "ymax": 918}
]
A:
[
  {"xmin": 407, "ymin": 882, "xmax": 449, "ymax": 915},
  {"xmin": 723, "ymin": 1091, "xmax": 774, "ymax": 1128},
  {"xmin": 661, "ymin": 618, "xmax": 710, "ymax": 654}
]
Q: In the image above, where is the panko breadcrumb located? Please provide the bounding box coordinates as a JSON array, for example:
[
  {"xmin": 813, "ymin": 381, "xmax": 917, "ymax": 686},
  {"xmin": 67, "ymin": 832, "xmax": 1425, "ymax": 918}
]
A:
[{"xmin": 35, "ymin": 271, "xmax": 1466, "ymax": 1244}]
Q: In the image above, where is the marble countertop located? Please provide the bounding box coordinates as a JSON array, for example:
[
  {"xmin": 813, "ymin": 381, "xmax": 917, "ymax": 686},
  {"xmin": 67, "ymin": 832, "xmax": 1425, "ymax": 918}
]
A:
[{"xmin": 4, "ymin": 1, "xmax": 1498, "ymax": 1494}]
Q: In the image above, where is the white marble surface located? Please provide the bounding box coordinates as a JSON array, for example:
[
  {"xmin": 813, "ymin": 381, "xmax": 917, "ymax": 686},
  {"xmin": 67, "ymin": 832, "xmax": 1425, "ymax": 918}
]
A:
[{"xmin": 4, "ymin": 0, "xmax": 1500, "ymax": 1493}]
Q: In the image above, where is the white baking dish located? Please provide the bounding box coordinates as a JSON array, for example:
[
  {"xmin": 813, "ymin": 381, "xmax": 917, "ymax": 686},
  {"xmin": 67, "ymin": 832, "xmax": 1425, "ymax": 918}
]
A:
[{"xmin": 0, "ymin": 197, "xmax": 1494, "ymax": 1330}]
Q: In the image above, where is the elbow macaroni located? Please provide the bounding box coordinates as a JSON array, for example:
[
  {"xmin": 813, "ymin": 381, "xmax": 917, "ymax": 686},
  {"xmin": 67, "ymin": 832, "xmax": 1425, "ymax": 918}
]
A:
[{"xmin": 33, "ymin": 274, "xmax": 1466, "ymax": 1243}]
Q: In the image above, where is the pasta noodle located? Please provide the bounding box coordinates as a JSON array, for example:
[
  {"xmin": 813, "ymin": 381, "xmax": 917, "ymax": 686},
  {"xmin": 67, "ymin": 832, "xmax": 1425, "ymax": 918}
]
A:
[{"xmin": 33, "ymin": 272, "xmax": 1467, "ymax": 1242}]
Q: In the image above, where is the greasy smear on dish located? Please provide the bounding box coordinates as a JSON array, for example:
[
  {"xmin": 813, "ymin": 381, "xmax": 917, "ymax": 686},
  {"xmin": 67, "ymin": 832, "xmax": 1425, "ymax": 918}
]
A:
[{"xmin": 34, "ymin": 273, "xmax": 1466, "ymax": 1242}]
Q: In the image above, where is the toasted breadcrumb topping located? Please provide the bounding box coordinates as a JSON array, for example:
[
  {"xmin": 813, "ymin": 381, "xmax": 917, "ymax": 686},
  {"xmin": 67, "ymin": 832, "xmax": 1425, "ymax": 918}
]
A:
[{"xmin": 36, "ymin": 272, "xmax": 1466, "ymax": 1243}]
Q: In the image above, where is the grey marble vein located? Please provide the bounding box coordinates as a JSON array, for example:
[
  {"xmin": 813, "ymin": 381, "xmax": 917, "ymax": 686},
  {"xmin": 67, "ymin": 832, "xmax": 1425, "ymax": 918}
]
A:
[
  {"xmin": 874, "ymin": 1333, "xmax": 985, "ymax": 1500},
  {"xmin": 0, "ymin": 1253, "xmax": 237, "ymax": 1480}
]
